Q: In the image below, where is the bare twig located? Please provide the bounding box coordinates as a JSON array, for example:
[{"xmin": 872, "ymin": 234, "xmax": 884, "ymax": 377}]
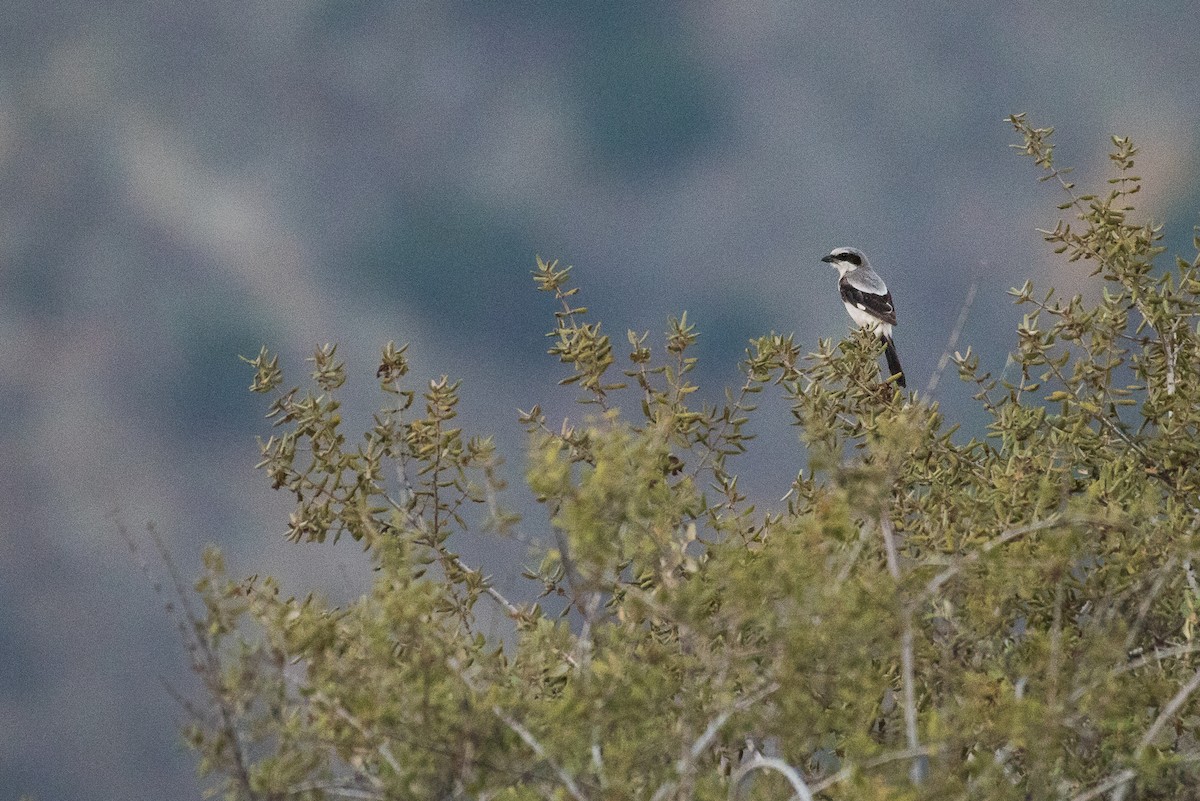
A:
[
  {"xmin": 925, "ymin": 277, "xmax": 979, "ymax": 396},
  {"xmin": 880, "ymin": 515, "xmax": 902, "ymax": 581},
  {"xmin": 450, "ymin": 659, "xmax": 588, "ymax": 801},
  {"xmin": 1047, "ymin": 579, "xmax": 1065, "ymax": 708},
  {"xmin": 1136, "ymin": 663, "xmax": 1200, "ymax": 756},
  {"xmin": 880, "ymin": 515, "xmax": 925, "ymax": 785},
  {"xmin": 310, "ymin": 690, "xmax": 402, "ymax": 781},
  {"xmin": 648, "ymin": 779, "xmax": 675, "ymax": 801},
  {"xmin": 1068, "ymin": 768, "xmax": 1137, "ymax": 801},
  {"xmin": 650, "ymin": 681, "xmax": 781, "ymax": 801},
  {"xmin": 493, "ymin": 704, "xmax": 588, "ymax": 801},
  {"xmin": 728, "ymin": 754, "xmax": 814, "ymax": 801},
  {"xmin": 921, "ymin": 515, "xmax": 1065, "ymax": 601},
  {"xmin": 899, "ymin": 613, "xmax": 924, "ymax": 785},
  {"xmin": 475, "ymin": 572, "xmax": 525, "ymax": 619},
  {"xmin": 120, "ymin": 519, "xmax": 260, "ymax": 800},
  {"xmin": 1086, "ymin": 662, "xmax": 1200, "ymax": 801},
  {"xmin": 1069, "ymin": 644, "xmax": 1200, "ymax": 704},
  {"xmin": 833, "ymin": 524, "xmax": 871, "ymax": 587},
  {"xmin": 686, "ymin": 682, "xmax": 781, "ymax": 765},
  {"xmin": 1158, "ymin": 316, "xmax": 1179, "ymax": 399},
  {"xmin": 287, "ymin": 782, "xmax": 384, "ymax": 800},
  {"xmin": 1122, "ymin": 555, "xmax": 1178, "ymax": 653},
  {"xmin": 1114, "ymin": 644, "xmax": 1200, "ymax": 683},
  {"xmin": 549, "ymin": 522, "xmax": 605, "ymax": 667},
  {"xmin": 591, "ymin": 740, "xmax": 606, "ymax": 790},
  {"xmin": 574, "ymin": 588, "xmax": 604, "ymax": 668},
  {"xmin": 808, "ymin": 745, "xmax": 942, "ymax": 793},
  {"xmin": 1093, "ymin": 411, "xmax": 1156, "ymax": 466},
  {"xmin": 158, "ymin": 676, "xmax": 206, "ymax": 724}
]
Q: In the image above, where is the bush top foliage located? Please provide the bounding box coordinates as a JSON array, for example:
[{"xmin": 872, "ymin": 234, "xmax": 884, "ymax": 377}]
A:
[{"xmin": 177, "ymin": 117, "xmax": 1200, "ymax": 800}]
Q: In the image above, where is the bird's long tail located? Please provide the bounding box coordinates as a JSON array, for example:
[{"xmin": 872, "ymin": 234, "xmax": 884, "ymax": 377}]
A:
[{"xmin": 883, "ymin": 336, "xmax": 906, "ymax": 388}]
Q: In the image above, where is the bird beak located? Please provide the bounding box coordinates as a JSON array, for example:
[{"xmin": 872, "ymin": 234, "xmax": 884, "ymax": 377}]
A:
[{"xmin": 820, "ymin": 254, "xmax": 835, "ymax": 263}]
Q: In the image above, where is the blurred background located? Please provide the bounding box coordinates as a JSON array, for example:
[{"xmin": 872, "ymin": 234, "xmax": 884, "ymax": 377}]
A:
[{"xmin": 3, "ymin": 1, "xmax": 1198, "ymax": 797}]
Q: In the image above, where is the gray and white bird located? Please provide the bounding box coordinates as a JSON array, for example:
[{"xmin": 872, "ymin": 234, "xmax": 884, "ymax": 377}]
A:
[{"xmin": 820, "ymin": 247, "xmax": 906, "ymax": 388}]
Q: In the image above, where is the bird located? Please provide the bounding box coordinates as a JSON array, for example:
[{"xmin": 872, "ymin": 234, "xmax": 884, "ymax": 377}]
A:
[{"xmin": 820, "ymin": 246, "xmax": 906, "ymax": 388}]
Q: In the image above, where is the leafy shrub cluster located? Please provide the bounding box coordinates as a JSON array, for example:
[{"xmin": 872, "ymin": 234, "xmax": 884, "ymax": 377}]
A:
[{"xmin": 169, "ymin": 117, "xmax": 1200, "ymax": 800}]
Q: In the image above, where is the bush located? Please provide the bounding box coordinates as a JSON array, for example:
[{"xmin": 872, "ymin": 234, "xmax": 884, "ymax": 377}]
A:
[{"xmin": 170, "ymin": 116, "xmax": 1200, "ymax": 800}]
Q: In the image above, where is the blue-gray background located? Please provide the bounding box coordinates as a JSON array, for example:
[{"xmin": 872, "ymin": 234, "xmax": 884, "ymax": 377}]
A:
[{"xmin": 3, "ymin": 2, "xmax": 1198, "ymax": 798}]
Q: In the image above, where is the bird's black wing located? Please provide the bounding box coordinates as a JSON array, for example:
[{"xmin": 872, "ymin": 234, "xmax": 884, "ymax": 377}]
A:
[{"xmin": 839, "ymin": 277, "xmax": 898, "ymax": 326}]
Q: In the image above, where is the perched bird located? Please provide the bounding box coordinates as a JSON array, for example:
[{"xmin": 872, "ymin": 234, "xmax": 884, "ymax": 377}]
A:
[{"xmin": 820, "ymin": 247, "xmax": 906, "ymax": 387}]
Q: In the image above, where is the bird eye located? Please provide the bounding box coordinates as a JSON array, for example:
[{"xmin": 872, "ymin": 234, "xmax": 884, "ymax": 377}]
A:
[{"xmin": 843, "ymin": 252, "xmax": 862, "ymax": 266}]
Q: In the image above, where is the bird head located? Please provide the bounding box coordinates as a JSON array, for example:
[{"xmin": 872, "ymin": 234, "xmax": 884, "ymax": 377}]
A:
[{"xmin": 821, "ymin": 247, "xmax": 869, "ymax": 277}]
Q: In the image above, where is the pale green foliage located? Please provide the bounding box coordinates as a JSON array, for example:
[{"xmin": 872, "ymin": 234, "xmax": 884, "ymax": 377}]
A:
[{"xmin": 176, "ymin": 120, "xmax": 1200, "ymax": 801}]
